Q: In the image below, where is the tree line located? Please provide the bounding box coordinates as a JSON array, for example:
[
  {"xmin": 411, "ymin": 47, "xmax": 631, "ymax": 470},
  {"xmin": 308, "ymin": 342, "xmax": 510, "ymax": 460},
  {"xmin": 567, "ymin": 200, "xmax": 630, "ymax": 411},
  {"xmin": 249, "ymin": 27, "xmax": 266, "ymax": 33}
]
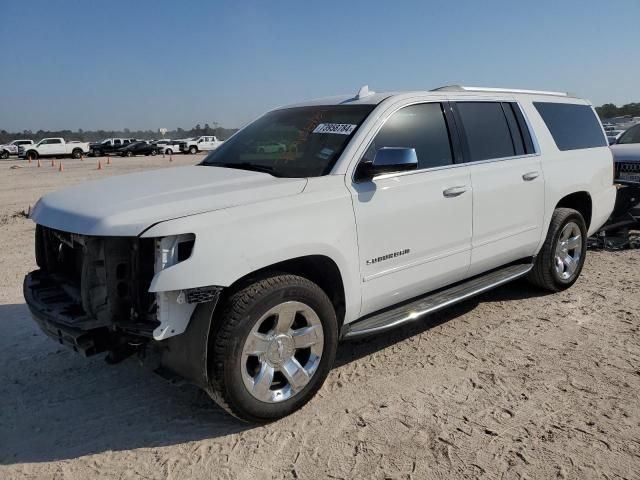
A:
[
  {"xmin": 0, "ymin": 124, "xmax": 238, "ymax": 145},
  {"xmin": 595, "ymin": 103, "xmax": 640, "ymax": 120}
]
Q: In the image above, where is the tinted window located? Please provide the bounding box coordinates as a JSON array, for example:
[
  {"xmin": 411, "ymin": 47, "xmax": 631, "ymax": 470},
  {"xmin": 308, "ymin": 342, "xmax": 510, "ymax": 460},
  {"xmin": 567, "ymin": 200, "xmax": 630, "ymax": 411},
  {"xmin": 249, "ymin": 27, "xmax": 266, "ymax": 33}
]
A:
[
  {"xmin": 456, "ymin": 102, "xmax": 515, "ymax": 161},
  {"xmin": 534, "ymin": 102, "xmax": 607, "ymax": 151},
  {"xmin": 364, "ymin": 103, "xmax": 453, "ymax": 169},
  {"xmin": 617, "ymin": 124, "xmax": 640, "ymax": 145}
]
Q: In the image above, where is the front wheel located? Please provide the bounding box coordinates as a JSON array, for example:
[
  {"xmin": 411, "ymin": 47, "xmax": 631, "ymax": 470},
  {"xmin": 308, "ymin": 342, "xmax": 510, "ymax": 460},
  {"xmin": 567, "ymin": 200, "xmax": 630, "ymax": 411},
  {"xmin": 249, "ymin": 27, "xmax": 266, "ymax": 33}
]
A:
[
  {"xmin": 126, "ymin": 151, "xmax": 133, "ymax": 157},
  {"xmin": 71, "ymin": 149, "xmax": 82, "ymax": 159},
  {"xmin": 189, "ymin": 146, "xmax": 197, "ymax": 154},
  {"xmin": 1, "ymin": 150, "xmax": 9, "ymax": 159},
  {"xmin": 528, "ymin": 208, "xmax": 587, "ymax": 291},
  {"xmin": 26, "ymin": 151, "xmax": 38, "ymax": 161},
  {"xmin": 150, "ymin": 149, "xmax": 157, "ymax": 156},
  {"xmin": 165, "ymin": 148, "xmax": 173, "ymax": 155},
  {"xmin": 208, "ymin": 274, "xmax": 337, "ymax": 422}
]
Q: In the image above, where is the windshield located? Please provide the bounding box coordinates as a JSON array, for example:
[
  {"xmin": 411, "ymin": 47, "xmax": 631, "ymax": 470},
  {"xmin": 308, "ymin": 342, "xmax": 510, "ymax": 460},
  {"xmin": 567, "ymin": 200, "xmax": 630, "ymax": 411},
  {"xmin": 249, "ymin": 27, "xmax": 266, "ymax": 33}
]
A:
[
  {"xmin": 617, "ymin": 124, "xmax": 640, "ymax": 145},
  {"xmin": 200, "ymin": 105, "xmax": 375, "ymax": 177}
]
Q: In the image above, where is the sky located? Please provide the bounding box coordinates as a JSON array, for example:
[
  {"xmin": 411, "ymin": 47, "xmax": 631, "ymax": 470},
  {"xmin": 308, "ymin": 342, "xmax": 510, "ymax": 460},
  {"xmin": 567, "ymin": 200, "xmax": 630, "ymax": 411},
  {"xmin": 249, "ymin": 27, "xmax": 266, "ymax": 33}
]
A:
[{"xmin": 1, "ymin": 0, "xmax": 639, "ymax": 132}]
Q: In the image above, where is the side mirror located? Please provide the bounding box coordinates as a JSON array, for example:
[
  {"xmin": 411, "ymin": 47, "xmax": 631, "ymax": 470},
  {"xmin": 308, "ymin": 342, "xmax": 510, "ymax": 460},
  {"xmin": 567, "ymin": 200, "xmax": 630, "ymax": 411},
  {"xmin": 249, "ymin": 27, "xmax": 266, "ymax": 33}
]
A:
[{"xmin": 354, "ymin": 147, "xmax": 418, "ymax": 182}]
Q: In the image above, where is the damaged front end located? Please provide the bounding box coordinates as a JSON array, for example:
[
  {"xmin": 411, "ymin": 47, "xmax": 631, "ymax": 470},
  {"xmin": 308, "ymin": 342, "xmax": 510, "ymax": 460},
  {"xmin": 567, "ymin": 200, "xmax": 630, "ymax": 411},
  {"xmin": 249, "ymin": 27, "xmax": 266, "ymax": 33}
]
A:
[{"xmin": 24, "ymin": 225, "xmax": 219, "ymax": 369}]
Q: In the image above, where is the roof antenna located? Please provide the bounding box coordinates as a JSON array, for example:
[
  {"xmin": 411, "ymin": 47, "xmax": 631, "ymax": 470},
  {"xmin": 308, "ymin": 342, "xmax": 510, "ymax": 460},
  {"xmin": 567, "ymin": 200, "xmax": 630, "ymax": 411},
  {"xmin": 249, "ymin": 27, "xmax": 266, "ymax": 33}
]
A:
[{"xmin": 356, "ymin": 85, "xmax": 374, "ymax": 99}]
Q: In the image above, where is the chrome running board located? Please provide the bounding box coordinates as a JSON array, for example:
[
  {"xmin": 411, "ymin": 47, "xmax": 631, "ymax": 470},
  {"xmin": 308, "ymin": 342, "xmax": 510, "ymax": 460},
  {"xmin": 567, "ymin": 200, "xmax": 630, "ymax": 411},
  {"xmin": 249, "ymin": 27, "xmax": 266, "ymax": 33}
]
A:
[{"xmin": 342, "ymin": 263, "xmax": 533, "ymax": 339}]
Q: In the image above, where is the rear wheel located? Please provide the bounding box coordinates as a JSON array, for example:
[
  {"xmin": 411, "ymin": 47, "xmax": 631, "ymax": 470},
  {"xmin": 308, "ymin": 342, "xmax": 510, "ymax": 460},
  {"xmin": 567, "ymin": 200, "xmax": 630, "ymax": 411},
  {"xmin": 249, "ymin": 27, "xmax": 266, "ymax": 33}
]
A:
[
  {"xmin": 1, "ymin": 150, "xmax": 9, "ymax": 159},
  {"xmin": 165, "ymin": 148, "xmax": 173, "ymax": 155},
  {"xmin": 126, "ymin": 151, "xmax": 133, "ymax": 157},
  {"xmin": 528, "ymin": 208, "xmax": 587, "ymax": 291},
  {"xmin": 150, "ymin": 149, "xmax": 157, "ymax": 156},
  {"xmin": 208, "ymin": 274, "xmax": 337, "ymax": 422}
]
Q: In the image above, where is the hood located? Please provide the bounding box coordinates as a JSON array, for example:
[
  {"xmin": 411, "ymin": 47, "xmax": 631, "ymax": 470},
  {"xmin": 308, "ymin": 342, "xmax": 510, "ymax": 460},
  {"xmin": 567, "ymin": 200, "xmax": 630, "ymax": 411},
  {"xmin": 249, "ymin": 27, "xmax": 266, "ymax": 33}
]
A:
[
  {"xmin": 31, "ymin": 165, "xmax": 307, "ymax": 236},
  {"xmin": 610, "ymin": 144, "xmax": 640, "ymax": 162}
]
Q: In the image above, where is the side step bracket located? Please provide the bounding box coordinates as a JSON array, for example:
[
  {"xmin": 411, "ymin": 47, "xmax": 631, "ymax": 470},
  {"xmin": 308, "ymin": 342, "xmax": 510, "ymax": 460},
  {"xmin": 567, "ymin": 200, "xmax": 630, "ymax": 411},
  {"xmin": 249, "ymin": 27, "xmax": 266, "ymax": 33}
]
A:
[{"xmin": 342, "ymin": 263, "xmax": 533, "ymax": 339}]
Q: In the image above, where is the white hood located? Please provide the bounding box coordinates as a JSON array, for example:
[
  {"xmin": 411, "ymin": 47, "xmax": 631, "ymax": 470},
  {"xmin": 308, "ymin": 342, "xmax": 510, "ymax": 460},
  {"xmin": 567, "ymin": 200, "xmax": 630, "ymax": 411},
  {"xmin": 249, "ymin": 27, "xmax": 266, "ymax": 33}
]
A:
[{"xmin": 31, "ymin": 166, "xmax": 307, "ymax": 236}]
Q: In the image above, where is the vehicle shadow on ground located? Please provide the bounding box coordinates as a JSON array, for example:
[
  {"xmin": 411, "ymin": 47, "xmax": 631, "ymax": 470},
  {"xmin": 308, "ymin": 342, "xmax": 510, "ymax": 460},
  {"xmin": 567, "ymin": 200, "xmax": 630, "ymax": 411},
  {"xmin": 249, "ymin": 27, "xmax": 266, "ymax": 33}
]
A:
[
  {"xmin": 0, "ymin": 281, "xmax": 547, "ymax": 464},
  {"xmin": 335, "ymin": 279, "xmax": 549, "ymax": 368}
]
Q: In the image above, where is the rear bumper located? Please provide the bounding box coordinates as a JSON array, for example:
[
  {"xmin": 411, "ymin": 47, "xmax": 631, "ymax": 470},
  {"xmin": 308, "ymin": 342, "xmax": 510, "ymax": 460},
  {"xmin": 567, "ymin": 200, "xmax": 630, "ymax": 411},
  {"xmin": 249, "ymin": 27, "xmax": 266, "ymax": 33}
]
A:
[{"xmin": 23, "ymin": 270, "xmax": 109, "ymax": 356}]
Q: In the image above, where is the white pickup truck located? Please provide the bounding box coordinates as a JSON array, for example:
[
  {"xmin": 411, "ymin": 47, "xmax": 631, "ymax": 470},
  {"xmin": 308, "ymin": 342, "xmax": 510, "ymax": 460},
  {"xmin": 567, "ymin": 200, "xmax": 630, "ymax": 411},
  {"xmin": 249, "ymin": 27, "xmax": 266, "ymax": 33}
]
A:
[
  {"xmin": 0, "ymin": 139, "xmax": 34, "ymax": 159},
  {"xmin": 178, "ymin": 135, "xmax": 223, "ymax": 154},
  {"xmin": 20, "ymin": 138, "xmax": 90, "ymax": 160},
  {"xmin": 24, "ymin": 86, "xmax": 616, "ymax": 422}
]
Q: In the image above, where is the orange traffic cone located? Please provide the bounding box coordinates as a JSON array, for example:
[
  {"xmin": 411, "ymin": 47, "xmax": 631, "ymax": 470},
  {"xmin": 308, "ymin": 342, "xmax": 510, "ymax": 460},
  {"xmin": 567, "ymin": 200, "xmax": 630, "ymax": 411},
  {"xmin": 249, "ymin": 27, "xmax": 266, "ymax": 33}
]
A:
[
  {"xmin": 97, "ymin": 159, "xmax": 103, "ymax": 170},
  {"xmin": 107, "ymin": 156, "xmax": 111, "ymax": 165},
  {"xmin": 28, "ymin": 156, "xmax": 31, "ymax": 164},
  {"xmin": 58, "ymin": 162, "xmax": 64, "ymax": 172},
  {"xmin": 51, "ymin": 158, "xmax": 55, "ymax": 167},
  {"xmin": 37, "ymin": 159, "xmax": 41, "ymax": 168},
  {"xmin": 80, "ymin": 154, "xmax": 84, "ymax": 161},
  {"xmin": 169, "ymin": 154, "xmax": 173, "ymax": 162}
]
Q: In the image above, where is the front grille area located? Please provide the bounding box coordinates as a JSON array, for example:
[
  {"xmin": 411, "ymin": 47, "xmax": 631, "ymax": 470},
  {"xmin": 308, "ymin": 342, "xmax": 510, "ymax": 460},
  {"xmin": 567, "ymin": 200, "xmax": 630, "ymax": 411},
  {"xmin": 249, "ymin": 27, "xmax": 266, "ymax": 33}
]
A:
[
  {"xmin": 617, "ymin": 162, "xmax": 640, "ymax": 173},
  {"xmin": 27, "ymin": 225, "xmax": 159, "ymax": 345},
  {"xmin": 615, "ymin": 161, "xmax": 640, "ymax": 185}
]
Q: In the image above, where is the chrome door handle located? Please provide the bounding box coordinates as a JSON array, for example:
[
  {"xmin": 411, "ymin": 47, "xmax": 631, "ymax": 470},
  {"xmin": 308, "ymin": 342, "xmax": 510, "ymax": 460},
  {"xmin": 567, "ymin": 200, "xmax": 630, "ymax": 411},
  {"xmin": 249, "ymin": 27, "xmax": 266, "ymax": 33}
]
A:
[
  {"xmin": 443, "ymin": 186, "xmax": 468, "ymax": 198},
  {"xmin": 522, "ymin": 171, "xmax": 539, "ymax": 181}
]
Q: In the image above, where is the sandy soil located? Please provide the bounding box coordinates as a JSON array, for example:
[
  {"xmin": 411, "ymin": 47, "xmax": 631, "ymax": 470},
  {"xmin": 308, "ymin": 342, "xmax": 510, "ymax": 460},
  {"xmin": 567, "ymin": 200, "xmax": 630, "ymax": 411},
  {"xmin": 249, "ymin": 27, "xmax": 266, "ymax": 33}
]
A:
[{"xmin": 0, "ymin": 155, "xmax": 639, "ymax": 480}]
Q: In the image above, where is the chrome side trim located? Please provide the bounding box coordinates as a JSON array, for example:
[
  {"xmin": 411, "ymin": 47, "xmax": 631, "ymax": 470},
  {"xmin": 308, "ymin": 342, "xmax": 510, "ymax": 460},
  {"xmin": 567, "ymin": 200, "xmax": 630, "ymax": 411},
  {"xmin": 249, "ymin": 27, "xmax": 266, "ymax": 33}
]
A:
[
  {"xmin": 343, "ymin": 263, "xmax": 533, "ymax": 339},
  {"xmin": 371, "ymin": 153, "xmax": 539, "ymax": 181}
]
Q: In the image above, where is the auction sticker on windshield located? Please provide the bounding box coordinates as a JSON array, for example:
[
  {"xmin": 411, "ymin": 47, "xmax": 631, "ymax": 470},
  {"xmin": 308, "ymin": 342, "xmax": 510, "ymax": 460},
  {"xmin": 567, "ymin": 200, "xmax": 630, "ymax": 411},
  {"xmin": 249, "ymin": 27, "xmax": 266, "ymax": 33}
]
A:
[{"xmin": 313, "ymin": 123, "xmax": 357, "ymax": 135}]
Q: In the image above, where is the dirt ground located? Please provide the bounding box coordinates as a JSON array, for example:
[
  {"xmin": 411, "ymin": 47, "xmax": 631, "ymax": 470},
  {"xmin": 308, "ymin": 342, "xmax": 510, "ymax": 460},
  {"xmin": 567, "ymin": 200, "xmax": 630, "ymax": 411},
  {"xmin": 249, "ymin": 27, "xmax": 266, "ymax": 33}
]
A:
[{"xmin": 0, "ymin": 155, "xmax": 639, "ymax": 480}]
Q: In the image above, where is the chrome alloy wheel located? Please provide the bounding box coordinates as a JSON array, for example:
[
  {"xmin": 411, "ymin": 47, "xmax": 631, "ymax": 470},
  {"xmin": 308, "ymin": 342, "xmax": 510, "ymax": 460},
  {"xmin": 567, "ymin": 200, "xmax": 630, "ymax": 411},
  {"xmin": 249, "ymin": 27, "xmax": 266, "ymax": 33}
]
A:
[
  {"xmin": 554, "ymin": 221, "xmax": 583, "ymax": 281},
  {"xmin": 241, "ymin": 301, "xmax": 324, "ymax": 403}
]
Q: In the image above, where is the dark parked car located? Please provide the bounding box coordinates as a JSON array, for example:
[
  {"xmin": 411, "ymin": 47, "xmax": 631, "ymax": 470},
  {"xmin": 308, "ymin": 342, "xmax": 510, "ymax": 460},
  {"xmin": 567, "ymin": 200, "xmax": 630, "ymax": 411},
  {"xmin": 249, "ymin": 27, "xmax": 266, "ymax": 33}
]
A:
[
  {"xmin": 117, "ymin": 141, "xmax": 159, "ymax": 157},
  {"xmin": 611, "ymin": 124, "xmax": 640, "ymax": 185},
  {"xmin": 89, "ymin": 138, "xmax": 136, "ymax": 157}
]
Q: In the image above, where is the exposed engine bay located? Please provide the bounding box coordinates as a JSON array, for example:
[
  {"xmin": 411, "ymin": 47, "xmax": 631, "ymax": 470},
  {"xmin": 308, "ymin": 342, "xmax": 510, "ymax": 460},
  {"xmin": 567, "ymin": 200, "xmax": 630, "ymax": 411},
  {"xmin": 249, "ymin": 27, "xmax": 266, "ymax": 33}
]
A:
[{"xmin": 23, "ymin": 225, "xmax": 216, "ymax": 363}]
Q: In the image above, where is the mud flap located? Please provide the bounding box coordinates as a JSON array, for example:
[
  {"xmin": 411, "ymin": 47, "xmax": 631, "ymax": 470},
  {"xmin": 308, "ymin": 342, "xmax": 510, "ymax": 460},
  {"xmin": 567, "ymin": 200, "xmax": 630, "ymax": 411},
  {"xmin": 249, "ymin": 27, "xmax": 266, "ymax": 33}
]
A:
[{"xmin": 159, "ymin": 300, "xmax": 217, "ymax": 390}]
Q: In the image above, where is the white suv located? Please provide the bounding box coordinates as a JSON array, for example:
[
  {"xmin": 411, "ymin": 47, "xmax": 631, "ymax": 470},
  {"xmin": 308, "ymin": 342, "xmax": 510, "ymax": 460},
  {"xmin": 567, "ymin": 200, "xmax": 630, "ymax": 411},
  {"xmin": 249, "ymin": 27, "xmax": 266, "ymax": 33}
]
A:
[{"xmin": 25, "ymin": 86, "xmax": 615, "ymax": 422}]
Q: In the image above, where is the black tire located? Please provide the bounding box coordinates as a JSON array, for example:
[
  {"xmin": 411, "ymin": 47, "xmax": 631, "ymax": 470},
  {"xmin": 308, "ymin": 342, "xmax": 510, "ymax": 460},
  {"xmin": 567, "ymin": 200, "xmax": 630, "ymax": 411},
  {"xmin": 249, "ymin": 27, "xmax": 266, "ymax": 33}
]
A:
[
  {"xmin": 94, "ymin": 149, "xmax": 102, "ymax": 157},
  {"xmin": 150, "ymin": 149, "xmax": 157, "ymax": 156},
  {"xmin": 0, "ymin": 150, "xmax": 9, "ymax": 159},
  {"xmin": 71, "ymin": 149, "xmax": 82, "ymax": 159},
  {"xmin": 165, "ymin": 148, "xmax": 173, "ymax": 155},
  {"xmin": 26, "ymin": 150, "xmax": 38, "ymax": 161},
  {"xmin": 528, "ymin": 208, "xmax": 587, "ymax": 292},
  {"xmin": 189, "ymin": 146, "xmax": 197, "ymax": 154},
  {"xmin": 126, "ymin": 151, "xmax": 133, "ymax": 157},
  {"xmin": 208, "ymin": 273, "xmax": 338, "ymax": 423}
]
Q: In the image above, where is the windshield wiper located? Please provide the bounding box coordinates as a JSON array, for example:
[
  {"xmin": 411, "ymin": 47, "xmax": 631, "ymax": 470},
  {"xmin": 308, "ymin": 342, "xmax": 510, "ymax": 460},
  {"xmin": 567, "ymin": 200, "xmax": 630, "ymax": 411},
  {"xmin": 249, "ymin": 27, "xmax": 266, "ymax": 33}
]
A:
[{"xmin": 211, "ymin": 162, "xmax": 279, "ymax": 176}]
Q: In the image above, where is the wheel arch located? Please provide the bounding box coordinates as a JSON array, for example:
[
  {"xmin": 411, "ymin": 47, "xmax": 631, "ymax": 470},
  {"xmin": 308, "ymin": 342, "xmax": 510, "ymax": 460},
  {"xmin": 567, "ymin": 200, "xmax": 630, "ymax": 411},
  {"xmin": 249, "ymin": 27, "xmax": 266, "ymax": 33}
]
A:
[
  {"xmin": 223, "ymin": 255, "xmax": 347, "ymax": 330},
  {"xmin": 555, "ymin": 191, "xmax": 593, "ymax": 230}
]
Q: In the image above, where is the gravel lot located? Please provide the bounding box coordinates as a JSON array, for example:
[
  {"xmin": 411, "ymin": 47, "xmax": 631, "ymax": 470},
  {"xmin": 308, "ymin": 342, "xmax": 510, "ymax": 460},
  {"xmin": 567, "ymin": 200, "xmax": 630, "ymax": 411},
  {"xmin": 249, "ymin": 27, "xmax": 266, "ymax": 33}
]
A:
[{"xmin": 0, "ymin": 155, "xmax": 639, "ymax": 479}]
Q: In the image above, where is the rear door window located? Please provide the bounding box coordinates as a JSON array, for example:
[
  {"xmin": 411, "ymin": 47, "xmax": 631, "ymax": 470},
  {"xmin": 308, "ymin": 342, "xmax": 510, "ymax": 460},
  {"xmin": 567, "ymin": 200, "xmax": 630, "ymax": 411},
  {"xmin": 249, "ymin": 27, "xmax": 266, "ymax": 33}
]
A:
[
  {"xmin": 455, "ymin": 102, "xmax": 515, "ymax": 162},
  {"xmin": 533, "ymin": 102, "xmax": 607, "ymax": 151}
]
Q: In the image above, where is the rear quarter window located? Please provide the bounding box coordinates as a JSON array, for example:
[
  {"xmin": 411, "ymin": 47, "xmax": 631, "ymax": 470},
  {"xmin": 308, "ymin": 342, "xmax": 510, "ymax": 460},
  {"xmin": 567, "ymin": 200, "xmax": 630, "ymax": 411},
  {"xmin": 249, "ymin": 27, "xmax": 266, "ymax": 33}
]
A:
[{"xmin": 533, "ymin": 102, "xmax": 607, "ymax": 151}]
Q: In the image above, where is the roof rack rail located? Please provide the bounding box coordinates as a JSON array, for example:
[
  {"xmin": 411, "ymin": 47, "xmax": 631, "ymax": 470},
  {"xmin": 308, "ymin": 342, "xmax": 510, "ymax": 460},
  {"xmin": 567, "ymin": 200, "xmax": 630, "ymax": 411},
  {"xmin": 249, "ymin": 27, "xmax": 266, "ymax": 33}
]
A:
[{"xmin": 431, "ymin": 85, "xmax": 572, "ymax": 97}]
